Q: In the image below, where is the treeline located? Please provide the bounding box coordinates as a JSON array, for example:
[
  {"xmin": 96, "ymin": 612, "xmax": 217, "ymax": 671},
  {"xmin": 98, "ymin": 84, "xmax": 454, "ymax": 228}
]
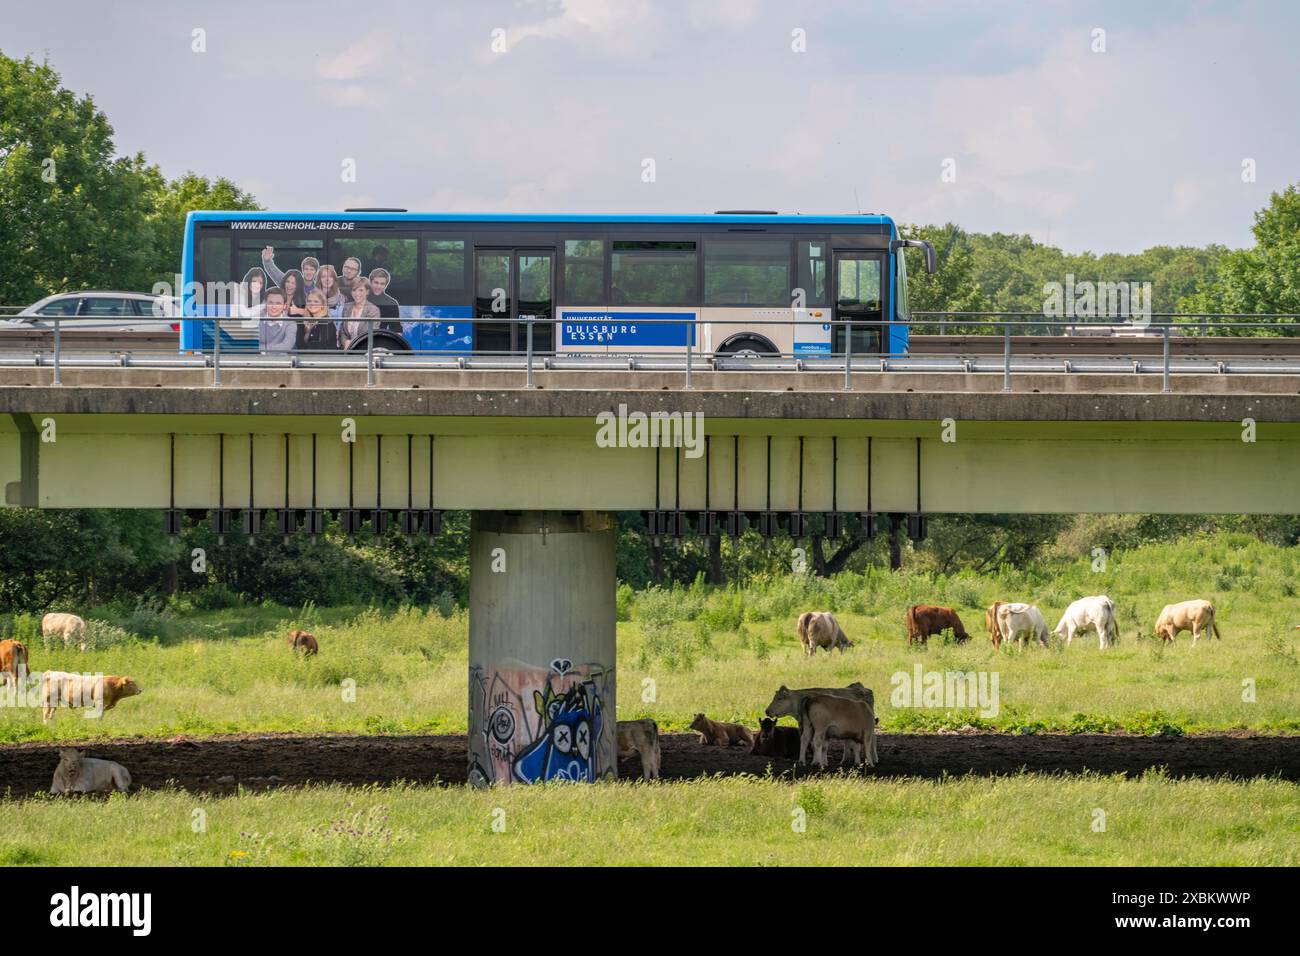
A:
[{"xmin": 5, "ymin": 508, "xmax": 1300, "ymax": 613}]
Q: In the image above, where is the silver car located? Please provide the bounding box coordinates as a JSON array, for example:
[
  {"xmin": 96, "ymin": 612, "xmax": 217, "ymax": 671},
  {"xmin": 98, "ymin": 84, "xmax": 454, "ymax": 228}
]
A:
[{"xmin": 4, "ymin": 292, "xmax": 178, "ymax": 331}]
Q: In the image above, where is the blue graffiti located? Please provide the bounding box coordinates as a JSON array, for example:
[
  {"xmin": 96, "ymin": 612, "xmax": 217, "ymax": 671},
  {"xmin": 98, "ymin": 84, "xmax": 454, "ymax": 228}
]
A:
[{"xmin": 512, "ymin": 680, "xmax": 603, "ymax": 783}]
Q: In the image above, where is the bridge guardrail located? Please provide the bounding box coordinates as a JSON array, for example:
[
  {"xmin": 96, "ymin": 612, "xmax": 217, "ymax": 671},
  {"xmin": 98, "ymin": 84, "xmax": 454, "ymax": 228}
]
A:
[{"xmin": 3, "ymin": 311, "xmax": 1300, "ymax": 392}]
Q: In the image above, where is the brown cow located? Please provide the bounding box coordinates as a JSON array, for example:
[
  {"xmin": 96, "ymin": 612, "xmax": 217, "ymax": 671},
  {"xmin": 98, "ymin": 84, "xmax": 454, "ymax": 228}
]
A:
[
  {"xmin": 751, "ymin": 717, "xmax": 802, "ymax": 759},
  {"xmin": 905, "ymin": 605, "xmax": 971, "ymax": 645},
  {"xmin": 985, "ymin": 601, "xmax": 1008, "ymax": 647},
  {"xmin": 616, "ymin": 718, "xmax": 662, "ymax": 780},
  {"xmin": 287, "ymin": 629, "xmax": 319, "ymax": 656},
  {"xmin": 0, "ymin": 639, "xmax": 28, "ymax": 688},
  {"xmin": 796, "ymin": 611, "xmax": 852, "ymax": 656},
  {"xmin": 689, "ymin": 713, "xmax": 754, "ymax": 748},
  {"xmin": 1155, "ymin": 600, "xmax": 1221, "ymax": 645},
  {"xmin": 802, "ymin": 694, "xmax": 877, "ymax": 769},
  {"xmin": 40, "ymin": 672, "xmax": 141, "ymax": 722}
]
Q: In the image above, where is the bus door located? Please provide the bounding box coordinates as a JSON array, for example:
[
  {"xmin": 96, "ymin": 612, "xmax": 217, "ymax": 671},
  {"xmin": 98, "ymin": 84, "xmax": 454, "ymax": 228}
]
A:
[
  {"xmin": 474, "ymin": 247, "xmax": 555, "ymax": 352},
  {"xmin": 832, "ymin": 251, "xmax": 885, "ymax": 355}
]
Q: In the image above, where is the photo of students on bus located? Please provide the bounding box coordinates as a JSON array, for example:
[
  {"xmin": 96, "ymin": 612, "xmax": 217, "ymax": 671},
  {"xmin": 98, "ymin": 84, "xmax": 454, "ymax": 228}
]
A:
[
  {"xmin": 279, "ymin": 269, "xmax": 308, "ymax": 316},
  {"xmin": 315, "ymin": 264, "xmax": 348, "ymax": 317},
  {"xmin": 257, "ymin": 287, "xmax": 297, "ymax": 351},
  {"xmin": 368, "ymin": 268, "xmax": 400, "ymax": 318},
  {"xmin": 297, "ymin": 290, "xmax": 339, "ymax": 351},
  {"xmin": 261, "ymin": 246, "xmax": 319, "ymax": 297},
  {"xmin": 236, "ymin": 267, "xmax": 268, "ymax": 318}
]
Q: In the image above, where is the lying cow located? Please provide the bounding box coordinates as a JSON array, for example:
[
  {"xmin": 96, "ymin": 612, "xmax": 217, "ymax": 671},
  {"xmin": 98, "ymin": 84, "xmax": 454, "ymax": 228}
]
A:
[
  {"xmin": 1155, "ymin": 599, "xmax": 1221, "ymax": 645},
  {"xmin": 985, "ymin": 601, "xmax": 1009, "ymax": 647},
  {"xmin": 287, "ymin": 629, "xmax": 319, "ymax": 656},
  {"xmin": 616, "ymin": 718, "xmax": 662, "ymax": 780},
  {"xmin": 765, "ymin": 684, "xmax": 879, "ymax": 766},
  {"xmin": 0, "ymin": 638, "xmax": 28, "ymax": 688},
  {"xmin": 42, "ymin": 613, "xmax": 87, "ymax": 651},
  {"xmin": 796, "ymin": 611, "xmax": 852, "ymax": 656},
  {"xmin": 802, "ymin": 695, "xmax": 877, "ymax": 769},
  {"xmin": 50, "ymin": 748, "xmax": 131, "ymax": 794},
  {"xmin": 40, "ymin": 672, "xmax": 142, "ymax": 722},
  {"xmin": 1054, "ymin": 595, "xmax": 1119, "ymax": 649},
  {"xmin": 997, "ymin": 602, "xmax": 1050, "ymax": 650},
  {"xmin": 905, "ymin": 605, "xmax": 971, "ymax": 645},
  {"xmin": 689, "ymin": 713, "xmax": 754, "ymax": 748},
  {"xmin": 751, "ymin": 717, "xmax": 802, "ymax": 759}
]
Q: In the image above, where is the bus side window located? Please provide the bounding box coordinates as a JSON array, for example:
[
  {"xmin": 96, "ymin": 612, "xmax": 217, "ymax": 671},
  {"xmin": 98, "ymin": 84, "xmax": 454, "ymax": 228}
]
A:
[{"xmin": 797, "ymin": 240, "xmax": 829, "ymax": 307}]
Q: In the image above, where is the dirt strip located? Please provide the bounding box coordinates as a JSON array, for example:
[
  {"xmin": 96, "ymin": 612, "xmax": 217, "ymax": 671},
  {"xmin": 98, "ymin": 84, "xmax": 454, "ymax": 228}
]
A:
[{"xmin": 2, "ymin": 731, "xmax": 1296, "ymax": 797}]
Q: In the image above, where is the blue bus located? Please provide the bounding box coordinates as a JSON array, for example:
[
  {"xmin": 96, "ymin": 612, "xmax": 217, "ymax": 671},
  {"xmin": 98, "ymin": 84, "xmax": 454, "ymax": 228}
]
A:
[{"xmin": 178, "ymin": 210, "xmax": 933, "ymax": 356}]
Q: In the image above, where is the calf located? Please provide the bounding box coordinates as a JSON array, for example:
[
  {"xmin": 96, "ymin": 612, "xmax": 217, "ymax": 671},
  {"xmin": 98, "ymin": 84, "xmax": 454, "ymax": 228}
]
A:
[
  {"xmin": 801, "ymin": 694, "xmax": 877, "ymax": 769},
  {"xmin": 765, "ymin": 683, "xmax": 879, "ymax": 765},
  {"xmin": 616, "ymin": 718, "xmax": 662, "ymax": 780},
  {"xmin": 1054, "ymin": 595, "xmax": 1119, "ymax": 649},
  {"xmin": 287, "ymin": 629, "xmax": 319, "ymax": 656},
  {"xmin": 50, "ymin": 748, "xmax": 131, "ymax": 794},
  {"xmin": 0, "ymin": 638, "xmax": 28, "ymax": 688},
  {"xmin": 40, "ymin": 672, "xmax": 142, "ymax": 722},
  {"xmin": 42, "ymin": 613, "xmax": 87, "ymax": 651},
  {"xmin": 796, "ymin": 611, "xmax": 852, "ymax": 656},
  {"xmin": 689, "ymin": 713, "xmax": 754, "ymax": 748},
  {"xmin": 1155, "ymin": 599, "xmax": 1221, "ymax": 645},
  {"xmin": 751, "ymin": 717, "xmax": 802, "ymax": 759},
  {"xmin": 905, "ymin": 605, "xmax": 971, "ymax": 645},
  {"xmin": 996, "ymin": 602, "xmax": 1050, "ymax": 650},
  {"xmin": 985, "ymin": 601, "xmax": 1009, "ymax": 647}
]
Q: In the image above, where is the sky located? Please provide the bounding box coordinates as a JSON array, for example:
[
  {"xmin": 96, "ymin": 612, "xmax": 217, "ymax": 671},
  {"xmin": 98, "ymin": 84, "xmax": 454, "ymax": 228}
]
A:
[{"xmin": 3, "ymin": 0, "xmax": 1297, "ymax": 253}]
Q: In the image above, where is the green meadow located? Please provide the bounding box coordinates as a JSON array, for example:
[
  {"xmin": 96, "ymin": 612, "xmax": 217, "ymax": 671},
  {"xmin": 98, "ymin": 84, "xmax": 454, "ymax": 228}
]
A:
[{"xmin": 1, "ymin": 531, "xmax": 1297, "ymax": 742}]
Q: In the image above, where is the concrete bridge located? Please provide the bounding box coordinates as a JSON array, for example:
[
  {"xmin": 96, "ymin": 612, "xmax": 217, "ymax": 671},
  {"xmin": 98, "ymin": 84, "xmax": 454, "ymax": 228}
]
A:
[{"xmin": 4, "ymin": 367, "xmax": 1299, "ymax": 785}]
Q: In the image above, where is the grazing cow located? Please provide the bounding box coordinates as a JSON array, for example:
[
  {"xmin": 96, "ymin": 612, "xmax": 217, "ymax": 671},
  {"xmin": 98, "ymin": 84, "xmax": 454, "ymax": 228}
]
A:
[
  {"xmin": 689, "ymin": 713, "xmax": 754, "ymax": 748},
  {"xmin": 1054, "ymin": 595, "xmax": 1119, "ymax": 649},
  {"xmin": 40, "ymin": 672, "xmax": 142, "ymax": 722},
  {"xmin": 996, "ymin": 602, "xmax": 1050, "ymax": 650},
  {"xmin": 0, "ymin": 639, "xmax": 28, "ymax": 688},
  {"xmin": 905, "ymin": 605, "xmax": 971, "ymax": 646},
  {"xmin": 985, "ymin": 601, "xmax": 1009, "ymax": 647},
  {"xmin": 800, "ymin": 695, "xmax": 877, "ymax": 769},
  {"xmin": 796, "ymin": 611, "xmax": 853, "ymax": 656},
  {"xmin": 50, "ymin": 748, "xmax": 131, "ymax": 794},
  {"xmin": 751, "ymin": 717, "xmax": 802, "ymax": 759},
  {"xmin": 42, "ymin": 613, "xmax": 87, "ymax": 651},
  {"xmin": 287, "ymin": 629, "xmax": 319, "ymax": 656},
  {"xmin": 765, "ymin": 684, "xmax": 879, "ymax": 765},
  {"xmin": 616, "ymin": 718, "xmax": 662, "ymax": 780},
  {"xmin": 1155, "ymin": 599, "xmax": 1221, "ymax": 646}
]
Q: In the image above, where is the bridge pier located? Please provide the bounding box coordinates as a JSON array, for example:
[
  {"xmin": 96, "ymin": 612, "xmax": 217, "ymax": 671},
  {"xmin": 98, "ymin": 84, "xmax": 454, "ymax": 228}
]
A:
[{"xmin": 466, "ymin": 511, "xmax": 617, "ymax": 786}]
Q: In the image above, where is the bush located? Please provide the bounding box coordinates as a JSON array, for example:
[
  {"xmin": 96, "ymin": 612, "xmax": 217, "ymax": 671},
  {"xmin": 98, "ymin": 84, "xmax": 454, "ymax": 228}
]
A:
[
  {"xmin": 191, "ymin": 582, "xmax": 242, "ymax": 610},
  {"xmin": 78, "ymin": 619, "xmax": 134, "ymax": 651}
]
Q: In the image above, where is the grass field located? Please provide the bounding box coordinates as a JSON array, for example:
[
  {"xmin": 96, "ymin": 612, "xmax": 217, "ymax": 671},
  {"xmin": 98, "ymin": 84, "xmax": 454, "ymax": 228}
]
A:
[
  {"xmin": 2, "ymin": 772, "xmax": 1296, "ymax": 866},
  {"xmin": 2, "ymin": 531, "xmax": 1299, "ymax": 742}
]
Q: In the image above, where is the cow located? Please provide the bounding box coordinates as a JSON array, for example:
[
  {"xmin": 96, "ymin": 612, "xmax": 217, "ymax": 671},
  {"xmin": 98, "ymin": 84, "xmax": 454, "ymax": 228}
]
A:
[
  {"xmin": 801, "ymin": 695, "xmax": 877, "ymax": 769},
  {"xmin": 905, "ymin": 605, "xmax": 971, "ymax": 645},
  {"xmin": 1155, "ymin": 599, "xmax": 1221, "ymax": 646},
  {"xmin": 765, "ymin": 684, "xmax": 879, "ymax": 765},
  {"xmin": 0, "ymin": 639, "xmax": 28, "ymax": 688},
  {"xmin": 287, "ymin": 629, "xmax": 319, "ymax": 656},
  {"xmin": 42, "ymin": 613, "xmax": 87, "ymax": 651},
  {"xmin": 616, "ymin": 718, "xmax": 662, "ymax": 780},
  {"xmin": 688, "ymin": 713, "xmax": 754, "ymax": 748},
  {"xmin": 50, "ymin": 748, "xmax": 131, "ymax": 795},
  {"xmin": 40, "ymin": 672, "xmax": 142, "ymax": 722},
  {"xmin": 751, "ymin": 717, "xmax": 802, "ymax": 759},
  {"xmin": 1054, "ymin": 595, "xmax": 1119, "ymax": 649},
  {"xmin": 985, "ymin": 601, "xmax": 1009, "ymax": 647},
  {"xmin": 996, "ymin": 602, "xmax": 1050, "ymax": 650},
  {"xmin": 796, "ymin": 611, "xmax": 852, "ymax": 656}
]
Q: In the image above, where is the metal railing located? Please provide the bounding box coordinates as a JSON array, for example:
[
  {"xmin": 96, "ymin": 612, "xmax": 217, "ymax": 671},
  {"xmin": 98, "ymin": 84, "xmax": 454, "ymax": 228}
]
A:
[{"xmin": 4, "ymin": 311, "xmax": 1300, "ymax": 393}]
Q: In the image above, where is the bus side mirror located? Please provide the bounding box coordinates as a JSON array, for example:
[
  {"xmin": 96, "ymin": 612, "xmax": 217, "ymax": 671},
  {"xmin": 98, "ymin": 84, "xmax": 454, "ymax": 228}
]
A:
[{"xmin": 890, "ymin": 239, "xmax": 937, "ymax": 274}]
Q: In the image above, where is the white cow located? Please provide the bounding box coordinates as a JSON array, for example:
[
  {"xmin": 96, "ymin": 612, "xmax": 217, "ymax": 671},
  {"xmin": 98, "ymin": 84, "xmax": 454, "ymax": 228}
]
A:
[
  {"xmin": 996, "ymin": 602, "xmax": 1050, "ymax": 649},
  {"xmin": 50, "ymin": 748, "xmax": 132, "ymax": 794},
  {"xmin": 1054, "ymin": 595, "xmax": 1119, "ymax": 649}
]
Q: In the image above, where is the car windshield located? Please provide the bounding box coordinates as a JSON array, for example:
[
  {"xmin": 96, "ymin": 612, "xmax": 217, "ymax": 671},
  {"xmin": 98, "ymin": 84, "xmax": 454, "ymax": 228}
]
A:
[{"xmin": 35, "ymin": 299, "xmax": 79, "ymax": 316}]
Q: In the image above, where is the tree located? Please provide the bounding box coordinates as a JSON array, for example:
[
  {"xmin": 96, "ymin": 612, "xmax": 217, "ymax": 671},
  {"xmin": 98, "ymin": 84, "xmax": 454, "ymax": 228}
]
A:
[
  {"xmin": 0, "ymin": 54, "xmax": 260, "ymax": 306},
  {"xmin": 1179, "ymin": 183, "xmax": 1300, "ymax": 332},
  {"xmin": 898, "ymin": 223, "xmax": 989, "ymax": 323}
]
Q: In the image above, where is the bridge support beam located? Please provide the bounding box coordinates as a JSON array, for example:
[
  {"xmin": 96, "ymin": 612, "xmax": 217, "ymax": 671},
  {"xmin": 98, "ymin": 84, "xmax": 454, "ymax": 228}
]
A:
[{"xmin": 467, "ymin": 511, "xmax": 616, "ymax": 786}]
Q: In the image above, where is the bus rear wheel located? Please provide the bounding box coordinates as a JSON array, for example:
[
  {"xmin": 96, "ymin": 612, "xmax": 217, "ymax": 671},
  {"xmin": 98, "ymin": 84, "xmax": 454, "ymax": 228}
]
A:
[{"xmin": 716, "ymin": 334, "xmax": 779, "ymax": 360}]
